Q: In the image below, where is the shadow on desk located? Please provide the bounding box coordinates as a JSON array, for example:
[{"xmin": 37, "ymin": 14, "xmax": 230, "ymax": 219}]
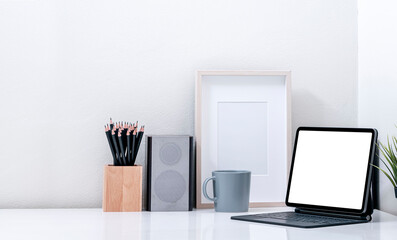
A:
[{"xmin": 234, "ymin": 210, "xmax": 397, "ymax": 240}]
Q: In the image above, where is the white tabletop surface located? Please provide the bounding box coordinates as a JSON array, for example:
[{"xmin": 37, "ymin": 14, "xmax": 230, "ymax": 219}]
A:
[{"xmin": 0, "ymin": 207, "xmax": 396, "ymax": 240}]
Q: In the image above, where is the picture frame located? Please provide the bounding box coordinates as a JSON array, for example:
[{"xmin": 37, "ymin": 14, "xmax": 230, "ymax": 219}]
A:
[{"xmin": 195, "ymin": 70, "xmax": 292, "ymax": 209}]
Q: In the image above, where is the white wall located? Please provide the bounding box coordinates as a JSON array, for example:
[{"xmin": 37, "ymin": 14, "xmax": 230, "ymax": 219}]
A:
[
  {"xmin": 0, "ymin": 0, "xmax": 358, "ymax": 208},
  {"xmin": 358, "ymin": 0, "xmax": 397, "ymax": 215}
]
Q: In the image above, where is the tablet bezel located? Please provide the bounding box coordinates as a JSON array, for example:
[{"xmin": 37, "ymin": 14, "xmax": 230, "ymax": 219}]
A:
[{"xmin": 285, "ymin": 127, "xmax": 378, "ymax": 215}]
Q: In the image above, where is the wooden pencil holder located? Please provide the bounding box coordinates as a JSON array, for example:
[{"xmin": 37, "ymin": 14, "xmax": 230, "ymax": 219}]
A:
[{"xmin": 103, "ymin": 165, "xmax": 142, "ymax": 212}]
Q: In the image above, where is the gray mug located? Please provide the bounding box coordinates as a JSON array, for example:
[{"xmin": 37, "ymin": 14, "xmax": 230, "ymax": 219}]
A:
[{"xmin": 203, "ymin": 170, "xmax": 251, "ymax": 212}]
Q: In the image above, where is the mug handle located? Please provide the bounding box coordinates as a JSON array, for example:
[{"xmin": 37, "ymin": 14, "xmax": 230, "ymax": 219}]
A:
[{"xmin": 202, "ymin": 177, "xmax": 216, "ymax": 202}]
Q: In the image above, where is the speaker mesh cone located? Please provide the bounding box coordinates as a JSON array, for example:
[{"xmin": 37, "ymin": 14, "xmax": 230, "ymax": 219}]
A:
[
  {"xmin": 154, "ymin": 170, "xmax": 186, "ymax": 203},
  {"xmin": 159, "ymin": 142, "xmax": 181, "ymax": 165}
]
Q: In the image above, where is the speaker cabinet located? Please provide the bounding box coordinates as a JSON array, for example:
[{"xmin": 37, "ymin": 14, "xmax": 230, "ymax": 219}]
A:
[{"xmin": 146, "ymin": 135, "xmax": 194, "ymax": 211}]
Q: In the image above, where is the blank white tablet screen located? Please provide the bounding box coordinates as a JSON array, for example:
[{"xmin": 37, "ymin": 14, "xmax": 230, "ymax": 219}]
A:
[{"xmin": 287, "ymin": 130, "xmax": 373, "ymax": 210}]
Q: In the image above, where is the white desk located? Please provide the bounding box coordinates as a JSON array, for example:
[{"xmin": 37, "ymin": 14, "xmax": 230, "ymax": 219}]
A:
[{"xmin": 0, "ymin": 207, "xmax": 396, "ymax": 240}]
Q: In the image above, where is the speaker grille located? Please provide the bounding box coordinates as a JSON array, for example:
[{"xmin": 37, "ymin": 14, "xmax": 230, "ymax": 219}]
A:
[
  {"xmin": 154, "ymin": 170, "xmax": 186, "ymax": 203},
  {"xmin": 159, "ymin": 142, "xmax": 182, "ymax": 165}
]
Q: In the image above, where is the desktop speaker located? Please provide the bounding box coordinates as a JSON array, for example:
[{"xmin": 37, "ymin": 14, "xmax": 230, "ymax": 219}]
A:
[{"xmin": 146, "ymin": 135, "xmax": 194, "ymax": 211}]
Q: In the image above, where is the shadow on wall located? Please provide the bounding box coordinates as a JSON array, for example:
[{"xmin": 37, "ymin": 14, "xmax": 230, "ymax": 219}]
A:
[{"xmin": 291, "ymin": 89, "xmax": 355, "ymax": 141}]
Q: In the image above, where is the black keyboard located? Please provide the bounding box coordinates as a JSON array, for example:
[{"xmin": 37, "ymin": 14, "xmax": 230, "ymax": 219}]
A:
[
  {"xmin": 231, "ymin": 211, "xmax": 368, "ymax": 228},
  {"xmin": 254, "ymin": 212, "xmax": 353, "ymax": 224}
]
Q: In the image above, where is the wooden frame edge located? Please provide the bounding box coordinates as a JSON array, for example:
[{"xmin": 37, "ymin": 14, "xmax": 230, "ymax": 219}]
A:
[{"xmin": 195, "ymin": 70, "xmax": 292, "ymax": 209}]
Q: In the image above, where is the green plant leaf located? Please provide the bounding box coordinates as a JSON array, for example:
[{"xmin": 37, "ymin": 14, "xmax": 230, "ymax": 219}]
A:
[
  {"xmin": 388, "ymin": 137, "xmax": 397, "ymax": 164},
  {"xmin": 382, "ymin": 139, "xmax": 395, "ymax": 164},
  {"xmin": 376, "ymin": 135, "xmax": 397, "ymax": 187},
  {"xmin": 380, "ymin": 141, "xmax": 397, "ymax": 168},
  {"xmin": 379, "ymin": 142, "xmax": 397, "ymax": 179},
  {"xmin": 382, "ymin": 152, "xmax": 397, "ymax": 178},
  {"xmin": 379, "ymin": 157, "xmax": 396, "ymax": 181},
  {"xmin": 392, "ymin": 136, "xmax": 397, "ymax": 162},
  {"xmin": 371, "ymin": 164, "xmax": 397, "ymax": 188},
  {"xmin": 385, "ymin": 138, "xmax": 397, "ymax": 177}
]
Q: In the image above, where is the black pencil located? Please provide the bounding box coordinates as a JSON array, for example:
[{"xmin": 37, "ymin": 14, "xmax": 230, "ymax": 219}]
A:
[
  {"xmin": 105, "ymin": 125, "xmax": 117, "ymax": 165},
  {"xmin": 122, "ymin": 122, "xmax": 128, "ymax": 154},
  {"xmin": 116, "ymin": 123, "xmax": 122, "ymax": 162},
  {"xmin": 111, "ymin": 128, "xmax": 121, "ymax": 166},
  {"xmin": 131, "ymin": 128, "xmax": 137, "ymax": 166},
  {"xmin": 127, "ymin": 129, "xmax": 131, "ymax": 166},
  {"xmin": 118, "ymin": 131, "xmax": 127, "ymax": 166},
  {"xmin": 133, "ymin": 125, "xmax": 144, "ymax": 165},
  {"xmin": 109, "ymin": 117, "xmax": 114, "ymax": 130}
]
